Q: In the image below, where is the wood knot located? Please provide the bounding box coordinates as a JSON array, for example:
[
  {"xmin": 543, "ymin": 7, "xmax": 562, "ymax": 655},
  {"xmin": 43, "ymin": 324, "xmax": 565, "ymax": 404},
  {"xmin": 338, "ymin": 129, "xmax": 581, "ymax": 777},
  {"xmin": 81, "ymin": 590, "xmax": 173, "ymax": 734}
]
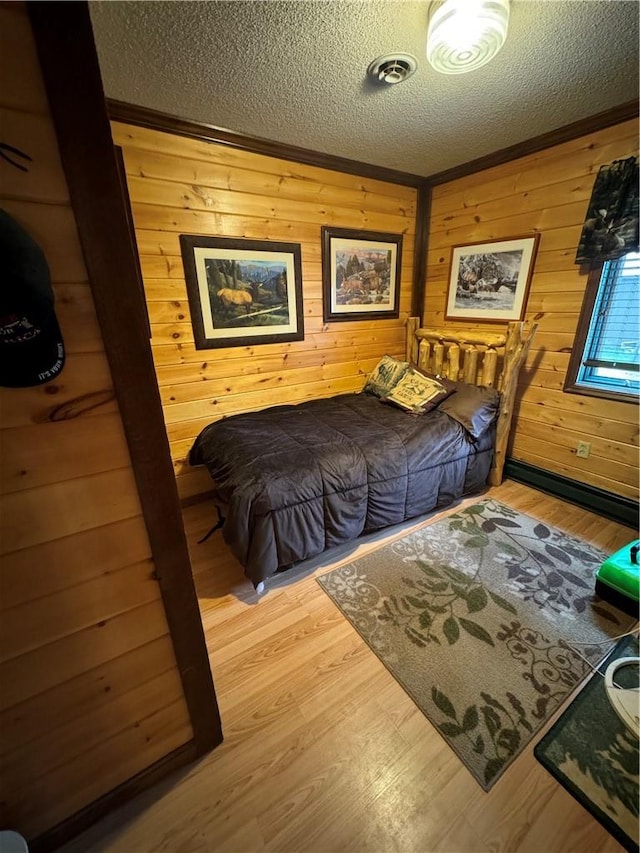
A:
[{"xmin": 48, "ymin": 389, "xmax": 115, "ymax": 422}]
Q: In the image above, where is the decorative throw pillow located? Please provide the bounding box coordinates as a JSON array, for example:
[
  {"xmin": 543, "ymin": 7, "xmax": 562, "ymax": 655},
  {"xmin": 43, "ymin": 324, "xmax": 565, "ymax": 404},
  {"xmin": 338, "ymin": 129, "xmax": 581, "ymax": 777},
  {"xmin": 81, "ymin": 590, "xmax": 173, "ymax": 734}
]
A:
[
  {"xmin": 363, "ymin": 355, "xmax": 409, "ymax": 398},
  {"xmin": 410, "ymin": 364, "xmax": 458, "ymax": 396},
  {"xmin": 384, "ymin": 366, "xmax": 453, "ymax": 414},
  {"xmin": 438, "ymin": 382, "xmax": 501, "ymax": 439}
]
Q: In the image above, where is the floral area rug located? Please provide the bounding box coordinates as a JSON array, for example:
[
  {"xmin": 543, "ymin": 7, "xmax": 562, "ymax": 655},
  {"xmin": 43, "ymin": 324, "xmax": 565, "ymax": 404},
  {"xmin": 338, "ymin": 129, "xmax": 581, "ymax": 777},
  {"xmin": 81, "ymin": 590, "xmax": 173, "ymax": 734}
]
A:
[
  {"xmin": 317, "ymin": 498, "xmax": 635, "ymax": 790},
  {"xmin": 535, "ymin": 635, "xmax": 639, "ymax": 852}
]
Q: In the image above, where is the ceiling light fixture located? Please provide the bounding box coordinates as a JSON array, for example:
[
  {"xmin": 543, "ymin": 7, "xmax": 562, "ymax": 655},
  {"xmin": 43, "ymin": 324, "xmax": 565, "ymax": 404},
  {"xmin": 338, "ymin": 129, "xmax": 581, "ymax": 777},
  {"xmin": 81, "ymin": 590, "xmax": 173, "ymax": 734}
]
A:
[{"xmin": 427, "ymin": 0, "xmax": 510, "ymax": 75}]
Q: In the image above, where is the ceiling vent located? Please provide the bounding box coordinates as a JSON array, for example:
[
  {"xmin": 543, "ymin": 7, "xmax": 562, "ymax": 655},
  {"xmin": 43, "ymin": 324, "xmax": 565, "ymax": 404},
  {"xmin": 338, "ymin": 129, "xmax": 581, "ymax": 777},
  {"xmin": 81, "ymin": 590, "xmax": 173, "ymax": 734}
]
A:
[{"xmin": 367, "ymin": 54, "xmax": 417, "ymax": 85}]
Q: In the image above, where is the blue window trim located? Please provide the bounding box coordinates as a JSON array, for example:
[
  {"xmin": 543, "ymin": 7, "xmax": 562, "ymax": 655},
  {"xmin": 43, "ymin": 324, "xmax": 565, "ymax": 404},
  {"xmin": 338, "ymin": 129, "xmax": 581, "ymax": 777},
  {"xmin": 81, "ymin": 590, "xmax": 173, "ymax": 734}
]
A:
[{"xmin": 564, "ymin": 256, "xmax": 639, "ymax": 404}]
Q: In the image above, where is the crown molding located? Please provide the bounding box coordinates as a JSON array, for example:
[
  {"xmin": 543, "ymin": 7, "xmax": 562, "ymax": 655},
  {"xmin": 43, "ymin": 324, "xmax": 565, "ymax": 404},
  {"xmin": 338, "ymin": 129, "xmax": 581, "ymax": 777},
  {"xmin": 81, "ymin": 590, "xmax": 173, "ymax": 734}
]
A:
[
  {"xmin": 108, "ymin": 98, "xmax": 638, "ymax": 192},
  {"xmin": 426, "ymin": 100, "xmax": 639, "ymax": 186},
  {"xmin": 106, "ymin": 98, "xmax": 425, "ymax": 188}
]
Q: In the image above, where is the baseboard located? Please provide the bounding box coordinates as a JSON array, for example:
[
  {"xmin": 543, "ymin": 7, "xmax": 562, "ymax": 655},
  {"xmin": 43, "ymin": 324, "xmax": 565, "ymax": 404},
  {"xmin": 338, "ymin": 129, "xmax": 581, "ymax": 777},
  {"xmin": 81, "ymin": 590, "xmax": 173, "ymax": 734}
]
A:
[
  {"xmin": 504, "ymin": 459, "xmax": 639, "ymax": 529},
  {"xmin": 30, "ymin": 740, "xmax": 200, "ymax": 853}
]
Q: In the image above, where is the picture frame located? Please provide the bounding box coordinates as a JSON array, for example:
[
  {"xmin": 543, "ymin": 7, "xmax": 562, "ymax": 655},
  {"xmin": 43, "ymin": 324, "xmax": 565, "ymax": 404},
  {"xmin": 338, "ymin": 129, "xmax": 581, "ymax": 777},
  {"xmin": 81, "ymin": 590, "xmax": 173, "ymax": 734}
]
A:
[
  {"xmin": 179, "ymin": 235, "xmax": 304, "ymax": 349},
  {"xmin": 445, "ymin": 235, "xmax": 540, "ymax": 323},
  {"xmin": 321, "ymin": 226, "xmax": 402, "ymax": 322}
]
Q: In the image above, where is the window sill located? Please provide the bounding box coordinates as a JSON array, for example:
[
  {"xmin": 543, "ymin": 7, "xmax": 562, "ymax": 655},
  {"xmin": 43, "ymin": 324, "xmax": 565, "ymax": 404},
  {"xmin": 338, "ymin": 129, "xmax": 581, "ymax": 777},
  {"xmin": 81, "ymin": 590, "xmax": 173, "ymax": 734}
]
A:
[{"xmin": 563, "ymin": 381, "xmax": 639, "ymax": 404}]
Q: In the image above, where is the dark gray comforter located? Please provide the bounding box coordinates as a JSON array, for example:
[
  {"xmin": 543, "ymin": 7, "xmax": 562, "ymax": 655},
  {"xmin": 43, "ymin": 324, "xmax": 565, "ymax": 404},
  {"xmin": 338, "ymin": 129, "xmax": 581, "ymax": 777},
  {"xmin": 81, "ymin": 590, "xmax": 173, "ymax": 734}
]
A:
[{"xmin": 189, "ymin": 393, "xmax": 494, "ymax": 587}]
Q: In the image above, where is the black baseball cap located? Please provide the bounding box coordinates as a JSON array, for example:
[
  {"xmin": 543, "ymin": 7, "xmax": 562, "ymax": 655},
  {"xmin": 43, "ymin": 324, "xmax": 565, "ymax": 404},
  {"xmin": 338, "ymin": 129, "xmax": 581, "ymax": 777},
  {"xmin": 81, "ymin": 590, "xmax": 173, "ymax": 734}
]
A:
[{"xmin": 0, "ymin": 209, "xmax": 65, "ymax": 387}]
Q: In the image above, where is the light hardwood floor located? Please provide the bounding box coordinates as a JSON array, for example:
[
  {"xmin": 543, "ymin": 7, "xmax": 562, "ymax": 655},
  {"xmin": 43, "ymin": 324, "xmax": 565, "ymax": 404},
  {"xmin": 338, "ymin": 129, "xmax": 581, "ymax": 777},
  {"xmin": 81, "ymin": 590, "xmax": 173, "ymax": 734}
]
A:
[{"xmin": 62, "ymin": 480, "xmax": 635, "ymax": 852}]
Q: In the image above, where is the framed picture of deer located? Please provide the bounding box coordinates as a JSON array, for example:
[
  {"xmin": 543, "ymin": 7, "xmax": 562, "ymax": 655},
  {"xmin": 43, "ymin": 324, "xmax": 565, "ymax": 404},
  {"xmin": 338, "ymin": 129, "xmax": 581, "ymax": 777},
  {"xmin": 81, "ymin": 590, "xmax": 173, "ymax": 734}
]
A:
[
  {"xmin": 321, "ymin": 227, "xmax": 402, "ymax": 322},
  {"xmin": 445, "ymin": 235, "xmax": 540, "ymax": 323},
  {"xmin": 179, "ymin": 235, "xmax": 304, "ymax": 349}
]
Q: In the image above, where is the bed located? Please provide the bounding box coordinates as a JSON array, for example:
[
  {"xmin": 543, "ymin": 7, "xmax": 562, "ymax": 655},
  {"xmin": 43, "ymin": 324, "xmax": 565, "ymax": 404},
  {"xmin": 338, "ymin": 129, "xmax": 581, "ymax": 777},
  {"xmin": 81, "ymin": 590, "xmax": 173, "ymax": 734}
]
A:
[{"xmin": 189, "ymin": 318, "xmax": 537, "ymax": 591}]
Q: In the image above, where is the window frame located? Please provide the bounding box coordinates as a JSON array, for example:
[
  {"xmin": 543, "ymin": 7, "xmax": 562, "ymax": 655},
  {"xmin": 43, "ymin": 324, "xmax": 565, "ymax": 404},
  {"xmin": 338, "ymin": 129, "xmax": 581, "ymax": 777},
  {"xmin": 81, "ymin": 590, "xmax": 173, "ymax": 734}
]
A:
[{"xmin": 564, "ymin": 259, "xmax": 639, "ymax": 404}]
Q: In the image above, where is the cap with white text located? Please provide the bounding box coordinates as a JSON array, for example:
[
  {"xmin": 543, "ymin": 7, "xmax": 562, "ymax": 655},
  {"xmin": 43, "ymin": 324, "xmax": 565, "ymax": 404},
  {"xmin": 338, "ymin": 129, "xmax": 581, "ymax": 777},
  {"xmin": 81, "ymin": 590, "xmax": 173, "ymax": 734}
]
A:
[{"xmin": 0, "ymin": 209, "xmax": 65, "ymax": 388}]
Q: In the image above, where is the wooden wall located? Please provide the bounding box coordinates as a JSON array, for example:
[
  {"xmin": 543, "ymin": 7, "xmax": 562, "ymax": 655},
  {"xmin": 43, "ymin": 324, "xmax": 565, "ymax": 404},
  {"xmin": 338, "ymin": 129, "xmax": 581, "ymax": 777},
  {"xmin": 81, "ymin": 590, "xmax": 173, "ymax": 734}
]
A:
[
  {"xmin": 112, "ymin": 121, "xmax": 418, "ymax": 500},
  {"xmin": 425, "ymin": 119, "xmax": 638, "ymax": 499},
  {"xmin": 0, "ymin": 5, "xmax": 193, "ymax": 840}
]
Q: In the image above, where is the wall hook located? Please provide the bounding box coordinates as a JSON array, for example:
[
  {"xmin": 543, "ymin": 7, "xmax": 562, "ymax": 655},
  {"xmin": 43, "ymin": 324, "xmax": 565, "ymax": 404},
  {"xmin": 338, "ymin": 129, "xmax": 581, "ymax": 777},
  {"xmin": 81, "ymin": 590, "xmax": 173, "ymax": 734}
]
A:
[{"xmin": 0, "ymin": 142, "xmax": 33, "ymax": 172}]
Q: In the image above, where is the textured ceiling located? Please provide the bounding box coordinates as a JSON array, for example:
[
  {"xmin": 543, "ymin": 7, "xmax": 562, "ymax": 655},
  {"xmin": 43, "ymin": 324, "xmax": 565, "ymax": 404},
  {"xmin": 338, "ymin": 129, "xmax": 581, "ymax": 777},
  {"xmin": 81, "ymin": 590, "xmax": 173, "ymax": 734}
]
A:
[{"xmin": 89, "ymin": 0, "xmax": 639, "ymax": 179}]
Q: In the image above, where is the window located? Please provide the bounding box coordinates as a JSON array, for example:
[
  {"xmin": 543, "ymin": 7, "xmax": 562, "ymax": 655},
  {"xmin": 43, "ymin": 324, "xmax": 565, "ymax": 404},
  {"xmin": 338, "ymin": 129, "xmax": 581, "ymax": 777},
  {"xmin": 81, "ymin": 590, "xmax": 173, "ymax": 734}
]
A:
[{"xmin": 565, "ymin": 252, "xmax": 639, "ymax": 402}]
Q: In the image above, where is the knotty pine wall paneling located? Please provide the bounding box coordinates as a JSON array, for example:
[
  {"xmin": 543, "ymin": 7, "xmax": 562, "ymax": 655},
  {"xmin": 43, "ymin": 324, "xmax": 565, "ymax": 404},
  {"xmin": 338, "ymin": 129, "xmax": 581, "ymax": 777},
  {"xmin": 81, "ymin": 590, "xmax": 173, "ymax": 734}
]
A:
[
  {"xmin": 425, "ymin": 119, "xmax": 638, "ymax": 499},
  {"xmin": 0, "ymin": 4, "xmax": 193, "ymax": 841},
  {"xmin": 112, "ymin": 121, "xmax": 418, "ymax": 501}
]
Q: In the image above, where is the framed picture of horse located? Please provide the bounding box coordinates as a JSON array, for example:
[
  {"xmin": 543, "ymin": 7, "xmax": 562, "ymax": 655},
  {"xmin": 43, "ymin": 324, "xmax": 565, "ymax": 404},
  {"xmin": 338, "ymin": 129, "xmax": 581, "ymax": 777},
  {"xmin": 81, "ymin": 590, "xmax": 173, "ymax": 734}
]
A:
[
  {"xmin": 445, "ymin": 235, "xmax": 540, "ymax": 323},
  {"xmin": 321, "ymin": 227, "xmax": 402, "ymax": 322},
  {"xmin": 179, "ymin": 235, "xmax": 304, "ymax": 349}
]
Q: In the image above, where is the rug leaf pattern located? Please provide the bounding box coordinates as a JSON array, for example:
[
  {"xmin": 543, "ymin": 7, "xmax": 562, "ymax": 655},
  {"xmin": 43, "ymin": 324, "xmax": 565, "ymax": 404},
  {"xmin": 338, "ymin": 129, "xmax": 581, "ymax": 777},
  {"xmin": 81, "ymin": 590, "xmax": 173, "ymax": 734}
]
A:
[{"xmin": 317, "ymin": 498, "xmax": 633, "ymax": 789}]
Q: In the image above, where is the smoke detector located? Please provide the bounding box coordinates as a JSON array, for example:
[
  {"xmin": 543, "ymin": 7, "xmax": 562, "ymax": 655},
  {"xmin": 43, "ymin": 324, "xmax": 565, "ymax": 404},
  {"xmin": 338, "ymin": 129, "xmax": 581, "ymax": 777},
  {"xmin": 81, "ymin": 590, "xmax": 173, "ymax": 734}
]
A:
[{"xmin": 367, "ymin": 54, "xmax": 417, "ymax": 85}]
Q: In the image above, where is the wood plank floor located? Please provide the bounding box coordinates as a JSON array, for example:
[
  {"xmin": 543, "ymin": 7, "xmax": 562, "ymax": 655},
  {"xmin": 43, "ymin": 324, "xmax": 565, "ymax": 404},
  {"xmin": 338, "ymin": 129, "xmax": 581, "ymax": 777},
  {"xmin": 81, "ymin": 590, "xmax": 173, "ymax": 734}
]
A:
[{"xmin": 61, "ymin": 480, "xmax": 635, "ymax": 853}]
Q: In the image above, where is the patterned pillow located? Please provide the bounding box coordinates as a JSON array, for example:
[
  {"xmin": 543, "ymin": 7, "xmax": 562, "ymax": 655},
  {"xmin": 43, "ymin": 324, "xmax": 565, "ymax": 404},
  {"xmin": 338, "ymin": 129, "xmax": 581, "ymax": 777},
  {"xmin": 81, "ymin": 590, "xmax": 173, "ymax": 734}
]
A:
[
  {"xmin": 384, "ymin": 366, "xmax": 453, "ymax": 414},
  {"xmin": 410, "ymin": 365, "xmax": 458, "ymax": 396},
  {"xmin": 363, "ymin": 355, "xmax": 409, "ymax": 398}
]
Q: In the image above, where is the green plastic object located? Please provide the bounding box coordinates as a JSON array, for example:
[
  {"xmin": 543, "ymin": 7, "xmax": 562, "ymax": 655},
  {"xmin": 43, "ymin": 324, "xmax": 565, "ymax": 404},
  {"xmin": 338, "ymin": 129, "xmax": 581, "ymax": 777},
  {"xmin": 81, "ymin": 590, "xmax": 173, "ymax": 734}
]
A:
[{"xmin": 596, "ymin": 539, "xmax": 640, "ymax": 604}]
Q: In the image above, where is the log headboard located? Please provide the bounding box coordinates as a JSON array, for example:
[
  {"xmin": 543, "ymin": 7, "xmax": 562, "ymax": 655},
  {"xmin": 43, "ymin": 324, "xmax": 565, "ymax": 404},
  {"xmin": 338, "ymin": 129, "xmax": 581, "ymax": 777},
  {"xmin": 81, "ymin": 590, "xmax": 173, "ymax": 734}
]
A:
[{"xmin": 405, "ymin": 317, "xmax": 538, "ymax": 487}]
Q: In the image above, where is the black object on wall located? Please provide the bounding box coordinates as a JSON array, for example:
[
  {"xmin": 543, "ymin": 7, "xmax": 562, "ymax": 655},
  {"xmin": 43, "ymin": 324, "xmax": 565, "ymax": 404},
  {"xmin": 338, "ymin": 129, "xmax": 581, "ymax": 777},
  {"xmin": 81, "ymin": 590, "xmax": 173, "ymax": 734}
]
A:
[
  {"xmin": 505, "ymin": 458, "xmax": 639, "ymax": 529},
  {"xmin": 0, "ymin": 209, "xmax": 65, "ymax": 387}
]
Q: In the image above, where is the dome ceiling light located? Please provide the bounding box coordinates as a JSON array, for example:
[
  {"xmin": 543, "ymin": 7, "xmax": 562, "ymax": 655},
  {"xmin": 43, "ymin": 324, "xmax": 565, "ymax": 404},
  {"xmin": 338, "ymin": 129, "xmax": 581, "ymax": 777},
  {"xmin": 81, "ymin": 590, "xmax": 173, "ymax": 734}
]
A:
[{"xmin": 427, "ymin": 0, "xmax": 510, "ymax": 75}]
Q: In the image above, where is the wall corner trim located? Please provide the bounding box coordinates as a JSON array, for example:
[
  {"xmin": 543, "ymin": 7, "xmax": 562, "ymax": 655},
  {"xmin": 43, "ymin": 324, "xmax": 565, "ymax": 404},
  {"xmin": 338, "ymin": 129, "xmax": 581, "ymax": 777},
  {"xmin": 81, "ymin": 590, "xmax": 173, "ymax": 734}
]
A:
[{"xmin": 28, "ymin": 0, "xmax": 222, "ymax": 767}]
